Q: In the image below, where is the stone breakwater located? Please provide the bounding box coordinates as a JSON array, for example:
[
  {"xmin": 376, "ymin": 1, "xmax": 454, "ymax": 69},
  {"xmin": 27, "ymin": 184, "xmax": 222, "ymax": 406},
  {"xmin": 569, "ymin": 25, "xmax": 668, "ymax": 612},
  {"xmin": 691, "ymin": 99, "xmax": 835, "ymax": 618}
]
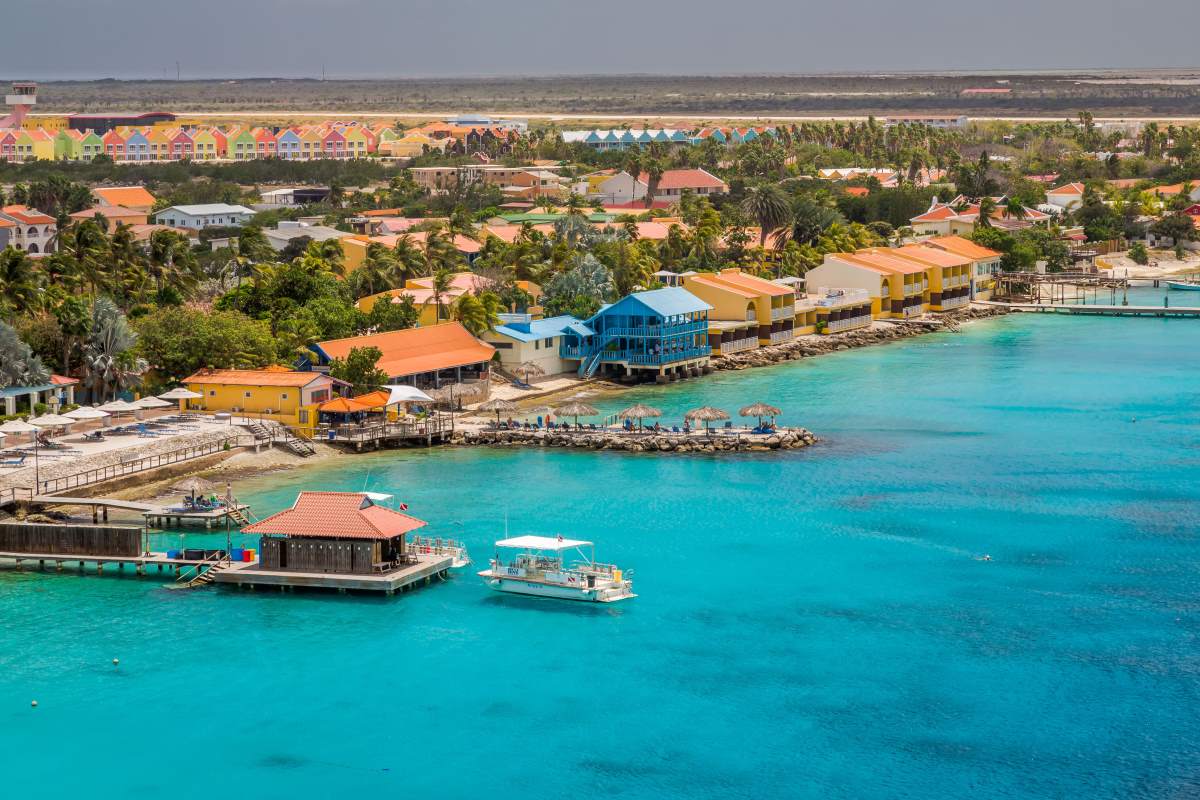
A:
[
  {"xmin": 714, "ymin": 306, "xmax": 1009, "ymax": 370},
  {"xmin": 453, "ymin": 428, "xmax": 817, "ymax": 453}
]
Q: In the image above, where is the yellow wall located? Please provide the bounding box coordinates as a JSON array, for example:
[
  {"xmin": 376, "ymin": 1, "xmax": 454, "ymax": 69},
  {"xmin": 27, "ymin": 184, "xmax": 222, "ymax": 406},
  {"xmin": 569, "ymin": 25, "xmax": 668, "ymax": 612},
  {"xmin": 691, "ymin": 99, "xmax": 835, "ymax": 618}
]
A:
[{"xmin": 185, "ymin": 382, "xmax": 319, "ymax": 433}]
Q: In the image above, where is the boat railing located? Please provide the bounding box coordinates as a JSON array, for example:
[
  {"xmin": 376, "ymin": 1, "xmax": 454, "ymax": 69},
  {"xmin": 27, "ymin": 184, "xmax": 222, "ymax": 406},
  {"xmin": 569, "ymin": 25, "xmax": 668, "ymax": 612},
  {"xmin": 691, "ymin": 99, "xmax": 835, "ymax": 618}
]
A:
[{"xmin": 407, "ymin": 535, "xmax": 465, "ymax": 557}]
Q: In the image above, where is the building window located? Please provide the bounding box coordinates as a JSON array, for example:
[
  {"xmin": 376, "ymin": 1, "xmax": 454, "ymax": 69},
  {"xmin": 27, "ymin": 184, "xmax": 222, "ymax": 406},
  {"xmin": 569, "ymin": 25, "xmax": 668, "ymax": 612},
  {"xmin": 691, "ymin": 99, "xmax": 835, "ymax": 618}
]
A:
[
  {"xmin": 280, "ymin": 393, "xmax": 288, "ymax": 400},
  {"xmin": 244, "ymin": 391, "xmax": 252, "ymax": 398}
]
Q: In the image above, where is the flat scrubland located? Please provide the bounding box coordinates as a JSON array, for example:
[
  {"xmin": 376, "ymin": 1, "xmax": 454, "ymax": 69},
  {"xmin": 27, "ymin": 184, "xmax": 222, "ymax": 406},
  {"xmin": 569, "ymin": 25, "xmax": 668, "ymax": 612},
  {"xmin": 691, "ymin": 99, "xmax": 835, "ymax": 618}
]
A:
[{"xmin": 23, "ymin": 71, "xmax": 1200, "ymax": 120}]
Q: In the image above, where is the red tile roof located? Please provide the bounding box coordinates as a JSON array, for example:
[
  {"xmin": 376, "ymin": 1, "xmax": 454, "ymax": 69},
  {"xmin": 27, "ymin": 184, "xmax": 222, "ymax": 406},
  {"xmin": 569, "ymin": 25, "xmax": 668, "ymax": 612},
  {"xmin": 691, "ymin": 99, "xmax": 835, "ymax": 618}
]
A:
[
  {"xmin": 1, "ymin": 205, "xmax": 54, "ymax": 224},
  {"xmin": 241, "ymin": 491, "xmax": 427, "ymax": 540},
  {"xmin": 637, "ymin": 168, "xmax": 727, "ymax": 191}
]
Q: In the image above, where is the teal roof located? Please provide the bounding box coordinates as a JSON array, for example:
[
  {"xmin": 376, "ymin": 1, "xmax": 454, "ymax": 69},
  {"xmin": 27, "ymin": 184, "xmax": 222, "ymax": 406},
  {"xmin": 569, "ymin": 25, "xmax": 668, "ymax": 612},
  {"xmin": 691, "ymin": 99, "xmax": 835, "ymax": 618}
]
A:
[
  {"xmin": 493, "ymin": 315, "xmax": 594, "ymax": 343},
  {"xmin": 593, "ymin": 288, "xmax": 711, "ymax": 321}
]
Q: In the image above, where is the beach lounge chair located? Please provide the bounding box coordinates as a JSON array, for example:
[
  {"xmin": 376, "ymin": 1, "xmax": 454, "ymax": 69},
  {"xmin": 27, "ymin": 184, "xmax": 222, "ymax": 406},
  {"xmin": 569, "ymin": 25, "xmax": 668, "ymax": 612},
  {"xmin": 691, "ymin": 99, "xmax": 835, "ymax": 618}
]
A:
[
  {"xmin": 723, "ymin": 421, "xmax": 733, "ymax": 430},
  {"xmin": 137, "ymin": 424, "xmax": 160, "ymax": 438},
  {"xmin": 0, "ymin": 453, "xmax": 27, "ymax": 467}
]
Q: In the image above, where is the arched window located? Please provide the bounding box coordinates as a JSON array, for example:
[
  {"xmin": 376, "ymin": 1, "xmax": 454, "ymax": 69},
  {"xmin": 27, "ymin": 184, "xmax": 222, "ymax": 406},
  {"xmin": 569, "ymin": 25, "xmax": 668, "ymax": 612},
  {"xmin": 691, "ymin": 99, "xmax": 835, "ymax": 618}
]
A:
[
  {"xmin": 27, "ymin": 243, "xmax": 39, "ymax": 253},
  {"xmin": 745, "ymin": 302, "xmax": 757, "ymax": 322},
  {"xmin": 27, "ymin": 226, "xmax": 37, "ymax": 235}
]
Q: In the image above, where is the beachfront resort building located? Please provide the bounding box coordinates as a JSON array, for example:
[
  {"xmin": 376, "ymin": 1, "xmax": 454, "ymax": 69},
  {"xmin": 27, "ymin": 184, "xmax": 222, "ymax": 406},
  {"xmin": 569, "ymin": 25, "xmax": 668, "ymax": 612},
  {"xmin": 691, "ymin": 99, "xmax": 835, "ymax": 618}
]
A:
[
  {"xmin": 589, "ymin": 168, "xmax": 728, "ymax": 205},
  {"xmin": 309, "ymin": 322, "xmax": 496, "ymax": 393},
  {"xmin": 242, "ymin": 491, "xmax": 427, "ymax": 576},
  {"xmin": 909, "ymin": 195, "xmax": 1050, "ymax": 237},
  {"xmin": 807, "ymin": 249, "xmax": 932, "ymax": 319},
  {"xmin": 892, "ymin": 244, "xmax": 973, "ymax": 312},
  {"xmin": 0, "ymin": 205, "xmax": 56, "ymax": 253},
  {"xmin": 559, "ymin": 287, "xmax": 712, "ymax": 383},
  {"xmin": 925, "ymin": 235, "xmax": 1003, "ymax": 300},
  {"xmin": 682, "ymin": 268, "xmax": 797, "ymax": 354},
  {"xmin": 182, "ymin": 367, "xmax": 346, "ymax": 434},
  {"xmin": 484, "ymin": 314, "xmax": 594, "ymax": 379}
]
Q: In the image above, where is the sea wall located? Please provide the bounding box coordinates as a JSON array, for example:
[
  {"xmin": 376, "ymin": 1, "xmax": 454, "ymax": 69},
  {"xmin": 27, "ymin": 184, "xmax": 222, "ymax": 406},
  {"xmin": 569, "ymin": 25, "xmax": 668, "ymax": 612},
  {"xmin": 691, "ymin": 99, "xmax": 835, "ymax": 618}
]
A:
[
  {"xmin": 454, "ymin": 428, "xmax": 816, "ymax": 453},
  {"xmin": 714, "ymin": 306, "xmax": 1008, "ymax": 370}
]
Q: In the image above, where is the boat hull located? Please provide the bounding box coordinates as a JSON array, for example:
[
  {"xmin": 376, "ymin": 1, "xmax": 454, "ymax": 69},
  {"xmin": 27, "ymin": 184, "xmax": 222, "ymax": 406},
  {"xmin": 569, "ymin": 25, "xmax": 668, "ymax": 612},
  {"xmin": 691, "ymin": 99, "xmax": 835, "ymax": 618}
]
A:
[
  {"xmin": 481, "ymin": 576, "xmax": 635, "ymax": 603},
  {"xmin": 1167, "ymin": 282, "xmax": 1200, "ymax": 291}
]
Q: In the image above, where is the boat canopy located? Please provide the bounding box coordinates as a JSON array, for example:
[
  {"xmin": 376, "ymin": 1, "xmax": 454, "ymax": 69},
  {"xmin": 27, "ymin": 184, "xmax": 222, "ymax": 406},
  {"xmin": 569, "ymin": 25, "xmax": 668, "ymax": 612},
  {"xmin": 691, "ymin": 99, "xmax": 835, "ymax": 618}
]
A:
[
  {"xmin": 495, "ymin": 535, "xmax": 592, "ymax": 551},
  {"xmin": 363, "ymin": 491, "xmax": 394, "ymax": 504}
]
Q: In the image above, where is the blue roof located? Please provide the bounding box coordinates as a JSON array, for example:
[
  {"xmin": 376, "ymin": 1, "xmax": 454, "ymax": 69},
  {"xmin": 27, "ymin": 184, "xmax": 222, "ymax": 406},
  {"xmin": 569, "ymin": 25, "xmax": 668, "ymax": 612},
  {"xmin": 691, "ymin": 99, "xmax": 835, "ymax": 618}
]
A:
[
  {"xmin": 594, "ymin": 287, "xmax": 711, "ymax": 320},
  {"xmin": 493, "ymin": 315, "xmax": 594, "ymax": 343}
]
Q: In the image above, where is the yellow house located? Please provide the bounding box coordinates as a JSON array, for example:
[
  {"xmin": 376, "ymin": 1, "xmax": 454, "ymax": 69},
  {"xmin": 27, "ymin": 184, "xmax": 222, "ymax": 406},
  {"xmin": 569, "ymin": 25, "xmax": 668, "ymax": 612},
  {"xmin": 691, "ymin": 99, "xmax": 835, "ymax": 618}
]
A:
[
  {"xmin": 191, "ymin": 128, "xmax": 218, "ymax": 160},
  {"xmin": 341, "ymin": 126, "xmax": 369, "ymax": 159},
  {"xmin": 300, "ymin": 126, "xmax": 325, "ymax": 160},
  {"xmin": 182, "ymin": 367, "xmax": 346, "ymax": 436},
  {"xmin": 144, "ymin": 127, "xmax": 171, "ymax": 161},
  {"xmin": 683, "ymin": 268, "xmax": 797, "ymax": 348},
  {"xmin": 893, "ymin": 244, "xmax": 973, "ymax": 311},
  {"xmin": 925, "ymin": 235, "xmax": 1002, "ymax": 301}
]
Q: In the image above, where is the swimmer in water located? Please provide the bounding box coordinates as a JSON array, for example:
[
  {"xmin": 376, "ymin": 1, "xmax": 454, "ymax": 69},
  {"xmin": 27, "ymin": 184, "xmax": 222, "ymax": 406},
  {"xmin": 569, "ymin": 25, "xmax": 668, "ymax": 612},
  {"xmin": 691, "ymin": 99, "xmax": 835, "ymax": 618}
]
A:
[{"xmin": 979, "ymin": 554, "xmax": 992, "ymax": 562}]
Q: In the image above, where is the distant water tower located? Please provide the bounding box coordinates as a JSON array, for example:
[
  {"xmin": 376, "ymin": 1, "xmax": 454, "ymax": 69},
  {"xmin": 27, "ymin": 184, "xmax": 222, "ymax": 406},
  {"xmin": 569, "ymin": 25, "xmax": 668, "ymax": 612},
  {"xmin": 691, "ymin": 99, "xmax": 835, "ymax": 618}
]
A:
[{"xmin": 1, "ymin": 81, "xmax": 37, "ymax": 128}]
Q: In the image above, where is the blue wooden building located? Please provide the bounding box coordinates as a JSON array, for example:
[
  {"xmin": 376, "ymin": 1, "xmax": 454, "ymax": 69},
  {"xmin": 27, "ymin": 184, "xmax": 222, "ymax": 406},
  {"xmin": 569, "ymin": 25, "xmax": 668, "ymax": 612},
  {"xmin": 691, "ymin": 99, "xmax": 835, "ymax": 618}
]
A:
[{"xmin": 560, "ymin": 287, "xmax": 712, "ymax": 383}]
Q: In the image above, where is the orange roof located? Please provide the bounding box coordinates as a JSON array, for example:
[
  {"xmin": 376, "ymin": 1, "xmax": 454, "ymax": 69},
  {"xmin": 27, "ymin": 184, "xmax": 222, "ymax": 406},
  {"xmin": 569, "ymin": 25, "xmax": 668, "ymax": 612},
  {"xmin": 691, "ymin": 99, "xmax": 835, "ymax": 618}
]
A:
[
  {"xmin": 241, "ymin": 491, "xmax": 426, "ymax": 540},
  {"xmin": 837, "ymin": 250, "xmax": 930, "ymax": 275},
  {"xmin": 1, "ymin": 205, "xmax": 54, "ymax": 224},
  {"xmin": 0, "ymin": 219, "xmax": 13, "ymax": 229},
  {"xmin": 925, "ymin": 235, "xmax": 1002, "ymax": 261},
  {"xmin": 1046, "ymin": 182, "xmax": 1085, "ymax": 195},
  {"xmin": 710, "ymin": 269, "xmax": 794, "ymax": 297},
  {"xmin": 70, "ymin": 205, "xmax": 145, "ymax": 221},
  {"xmin": 894, "ymin": 244, "xmax": 973, "ymax": 268},
  {"xmin": 315, "ymin": 322, "xmax": 495, "ymax": 379},
  {"xmin": 352, "ymin": 390, "xmax": 393, "ymax": 408},
  {"xmin": 183, "ymin": 368, "xmax": 331, "ymax": 388},
  {"xmin": 843, "ymin": 186, "xmax": 870, "ymax": 197},
  {"xmin": 93, "ymin": 186, "xmax": 156, "ymax": 208},
  {"xmin": 685, "ymin": 273, "xmax": 759, "ymax": 299},
  {"xmin": 318, "ymin": 396, "xmax": 372, "ymax": 413}
]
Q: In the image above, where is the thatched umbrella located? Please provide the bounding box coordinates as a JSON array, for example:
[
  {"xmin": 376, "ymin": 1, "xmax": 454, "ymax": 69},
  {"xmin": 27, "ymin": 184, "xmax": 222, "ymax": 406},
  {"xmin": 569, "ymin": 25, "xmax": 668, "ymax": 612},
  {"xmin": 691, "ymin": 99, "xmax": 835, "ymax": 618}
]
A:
[
  {"xmin": 477, "ymin": 398, "xmax": 518, "ymax": 426},
  {"xmin": 555, "ymin": 401, "xmax": 598, "ymax": 429},
  {"xmin": 617, "ymin": 403, "xmax": 662, "ymax": 431},
  {"xmin": 172, "ymin": 476, "xmax": 217, "ymax": 505},
  {"xmin": 739, "ymin": 402, "xmax": 782, "ymax": 428},
  {"xmin": 685, "ymin": 406, "xmax": 731, "ymax": 434},
  {"xmin": 428, "ymin": 383, "xmax": 469, "ymax": 410},
  {"xmin": 512, "ymin": 362, "xmax": 545, "ymax": 382}
]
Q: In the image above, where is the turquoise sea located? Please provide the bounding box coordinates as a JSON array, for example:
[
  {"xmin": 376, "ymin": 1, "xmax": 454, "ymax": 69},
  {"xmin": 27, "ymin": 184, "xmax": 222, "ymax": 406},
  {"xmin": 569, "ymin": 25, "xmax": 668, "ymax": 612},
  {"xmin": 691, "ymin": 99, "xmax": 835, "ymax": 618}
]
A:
[{"xmin": 3, "ymin": 314, "xmax": 1200, "ymax": 799}]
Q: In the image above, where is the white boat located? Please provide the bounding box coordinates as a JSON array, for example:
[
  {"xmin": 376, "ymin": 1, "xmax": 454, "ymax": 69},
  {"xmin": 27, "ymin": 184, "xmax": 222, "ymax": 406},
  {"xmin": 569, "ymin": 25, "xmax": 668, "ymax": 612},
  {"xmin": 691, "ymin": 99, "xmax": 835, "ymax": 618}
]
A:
[
  {"xmin": 478, "ymin": 535, "xmax": 635, "ymax": 603},
  {"xmin": 1166, "ymin": 281, "xmax": 1200, "ymax": 291},
  {"xmin": 366, "ymin": 491, "xmax": 470, "ymax": 567}
]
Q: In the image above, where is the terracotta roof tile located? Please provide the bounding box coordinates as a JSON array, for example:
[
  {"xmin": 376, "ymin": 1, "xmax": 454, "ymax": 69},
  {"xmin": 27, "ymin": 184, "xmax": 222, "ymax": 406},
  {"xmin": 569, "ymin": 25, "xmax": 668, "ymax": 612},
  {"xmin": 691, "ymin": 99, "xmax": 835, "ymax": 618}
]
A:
[
  {"xmin": 315, "ymin": 322, "xmax": 495, "ymax": 379},
  {"xmin": 241, "ymin": 491, "xmax": 427, "ymax": 540},
  {"xmin": 183, "ymin": 368, "xmax": 330, "ymax": 388}
]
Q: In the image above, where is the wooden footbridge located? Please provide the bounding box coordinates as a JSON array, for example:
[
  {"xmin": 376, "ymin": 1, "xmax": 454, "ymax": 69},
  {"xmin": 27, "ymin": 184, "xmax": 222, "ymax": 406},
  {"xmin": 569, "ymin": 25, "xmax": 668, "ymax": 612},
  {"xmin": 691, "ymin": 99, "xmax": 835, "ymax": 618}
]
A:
[
  {"xmin": 24, "ymin": 494, "xmax": 251, "ymax": 528},
  {"xmin": 981, "ymin": 300, "xmax": 1200, "ymax": 318}
]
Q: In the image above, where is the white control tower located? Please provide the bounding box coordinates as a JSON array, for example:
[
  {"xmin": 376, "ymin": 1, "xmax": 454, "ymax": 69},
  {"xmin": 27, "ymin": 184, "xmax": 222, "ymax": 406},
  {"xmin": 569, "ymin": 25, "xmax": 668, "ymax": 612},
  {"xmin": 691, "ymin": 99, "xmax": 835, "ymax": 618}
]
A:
[{"xmin": 1, "ymin": 82, "xmax": 37, "ymax": 128}]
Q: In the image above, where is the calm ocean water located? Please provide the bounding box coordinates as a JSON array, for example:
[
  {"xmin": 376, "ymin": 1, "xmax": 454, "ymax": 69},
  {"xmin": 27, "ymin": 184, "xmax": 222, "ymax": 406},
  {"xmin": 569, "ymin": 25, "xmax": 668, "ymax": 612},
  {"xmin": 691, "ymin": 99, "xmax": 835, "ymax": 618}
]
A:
[{"xmin": 3, "ymin": 313, "xmax": 1200, "ymax": 799}]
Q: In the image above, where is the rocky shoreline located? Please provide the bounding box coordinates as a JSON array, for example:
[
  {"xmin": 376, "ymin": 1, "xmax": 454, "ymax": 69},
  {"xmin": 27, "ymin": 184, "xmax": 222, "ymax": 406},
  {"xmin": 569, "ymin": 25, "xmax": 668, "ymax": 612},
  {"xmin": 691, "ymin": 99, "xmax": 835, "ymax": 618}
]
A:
[
  {"xmin": 713, "ymin": 305, "xmax": 1009, "ymax": 370},
  {"xmin": 453, "ymin": 427, "xmax": 816, "ymax": 453}
]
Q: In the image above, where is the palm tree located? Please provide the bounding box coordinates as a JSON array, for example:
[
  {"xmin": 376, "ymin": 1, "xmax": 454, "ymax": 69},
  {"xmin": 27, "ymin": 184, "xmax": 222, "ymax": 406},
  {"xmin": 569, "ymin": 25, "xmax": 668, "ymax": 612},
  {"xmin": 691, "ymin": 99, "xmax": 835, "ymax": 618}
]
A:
[
  {"xmin": 977, "ymin": 197, "xmax": 998, "ymax": 228},
  {"xmin": 355, "ymin": 242, "xmax": 402, "ymax": 297},
  {"xmin": 108, "ymin": 223, "xmax": 144, "ymax": 307},
  {"xmin": 80, "ymin": 297, "xmax": 146, "ymax": 403},
  {"xmin": 422, "ymin": 228, "xmax": 464, "ymax": 277},
  {"xmin": 741, "ymin": 184, "xmax": 792, "ymax": 249},
  {"xmin": 148, "ymin": 229, "xmax": 200, "ymax": 297},
  {"xmin": 0, "ymin": 247, "xmax": 40, "ymax": 317},
  {"xmin": 642, "ymin": 156, "xmax": 665, "ymax": 209},
  {"xmin": 0, "ymin": 320, "xmax": 49, "ymax": 389},
  {"xmin": 431, "ymin": 268, "xmax": 455, "ymax": 322},
  {"xmin": 392, "ymin": 234, "xmax": 426, "ymax": 281}
]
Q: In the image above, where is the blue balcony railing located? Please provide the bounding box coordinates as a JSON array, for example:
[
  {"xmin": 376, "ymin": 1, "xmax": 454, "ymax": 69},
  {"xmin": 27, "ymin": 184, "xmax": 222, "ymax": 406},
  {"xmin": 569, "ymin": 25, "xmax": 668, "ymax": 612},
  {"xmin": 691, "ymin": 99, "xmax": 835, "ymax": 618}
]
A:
[{"xmin": 593, "ymin": 320, "xmax": 708, "ymax": 338}]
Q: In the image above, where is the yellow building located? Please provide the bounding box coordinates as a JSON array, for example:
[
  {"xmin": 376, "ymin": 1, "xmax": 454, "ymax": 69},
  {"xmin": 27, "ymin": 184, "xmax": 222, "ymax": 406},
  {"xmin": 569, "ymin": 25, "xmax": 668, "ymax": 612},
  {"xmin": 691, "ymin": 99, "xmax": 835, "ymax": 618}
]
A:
[
  {"xmin": 893, "ymin": 244, "xmax": 973, "ymax": 311},
  {"xmin": 806, "ymin": 250, "xmax": 931, "ymax": 319},
  {"xmin": 683, "ymin": 268, "xmax": 797, "ymax": 348},
  {"xmin": 925, "ymin": 235, "xmax": 1003, "ymax": 301},
  {"xmin": 182, "ymin": 367, "xmax": 346, "ymax": 436},
  {"xmin": 811, "ymin": 288, "xmax": 874, "ymax": 334},
  {"xmin": 27, "ymin": 115, "xmax": 69, "ymax": 132}
]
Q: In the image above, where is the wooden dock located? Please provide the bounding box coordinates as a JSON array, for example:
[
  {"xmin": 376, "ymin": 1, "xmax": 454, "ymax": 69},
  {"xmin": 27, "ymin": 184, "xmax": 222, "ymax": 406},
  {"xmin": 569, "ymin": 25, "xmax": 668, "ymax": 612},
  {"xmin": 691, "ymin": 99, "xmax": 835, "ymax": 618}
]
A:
[
  {"xmin": 318, "ymin": 416, "xmax": 454, "ymax": 452},
  {"xmin": 990, "ymin": 301, "xmax": 1200, "ymax": 318},
  {"xmin": 214, "ymin": 553, "xmax": 454, "ymax": 594},
  {"xmin": 0, "ymin": 549, "xmax": 229, "ymax": 576},
  {"xmin": 26, "ymin": 494, "xmax": 251, "ymax": 528}
]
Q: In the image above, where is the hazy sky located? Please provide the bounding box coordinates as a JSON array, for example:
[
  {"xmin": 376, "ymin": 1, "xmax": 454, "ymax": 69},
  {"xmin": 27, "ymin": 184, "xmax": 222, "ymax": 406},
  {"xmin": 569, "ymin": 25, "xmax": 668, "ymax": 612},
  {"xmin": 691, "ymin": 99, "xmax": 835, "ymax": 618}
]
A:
[{"xmin": 2, "ymin": 0, "xmax": 1198, "ymax": 79}]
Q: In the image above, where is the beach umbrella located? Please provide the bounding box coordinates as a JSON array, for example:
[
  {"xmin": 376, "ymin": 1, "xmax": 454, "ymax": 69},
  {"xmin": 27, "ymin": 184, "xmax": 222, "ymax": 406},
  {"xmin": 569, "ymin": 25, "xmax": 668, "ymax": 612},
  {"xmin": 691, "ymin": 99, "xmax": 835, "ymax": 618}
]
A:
[
  {"xmin": 0, "ymin": 419, "xmax": 38, "ymax": 435},
  {"xmin": 172, "ymin": 476, "xmax": 217, "ymax": 504},
  {"xmin": 97, "ymin": 399, "xmax": 139, "ymax": 416},
  {"xmin": 133, "ymin": 396, "xmax": 173, "ymax": 409},
  {"xmin": 512, "ymin": 361, "xmax": 545, "ymax": 381},
  {"xmin": 685, "ymin": 406, "xmax": 730, "ymax": 434},
  {"xmin": 477, "ymin": 398, "xmax": 518, "ymax": 426},
  {"xmin": 428, "ymin": 383, "xmax": 469, "ymax": 410},
  {"xmin": 739, "ymin": 402, "xmax": 782, "ymax": 428},
  {"xmin": 64, "ymin": 406, "xmax": 109, "ymax": 421},
  {"xmin": 28, "ymin": 413, "xmax": 76, "ymax": 428},
  {"xmin": 555, "ymin": 401, "xmax": 598, "ymax": 428},
  {"xmin": 157, "ymin": 387, "xmax": 203, "ymax": 401},
  {"xmin": 617, "ymin": 403, "xmax": 662, "ymax": 431}
]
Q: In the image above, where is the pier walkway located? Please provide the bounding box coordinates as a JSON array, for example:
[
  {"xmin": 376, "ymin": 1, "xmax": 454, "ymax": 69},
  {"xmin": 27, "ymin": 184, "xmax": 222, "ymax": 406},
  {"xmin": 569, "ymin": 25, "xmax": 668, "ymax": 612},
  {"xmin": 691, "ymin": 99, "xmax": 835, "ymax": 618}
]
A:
[
  {"xmin": 981, "ymin": 301, "xmax": 1200, "ymax": 318},
  {"xmin": 214, "ymin": 553, "xmax": 453, "ymax": 594},
  {"xmin": 0, "ymin": 549, "xmax": 225, "ymax": 575}
]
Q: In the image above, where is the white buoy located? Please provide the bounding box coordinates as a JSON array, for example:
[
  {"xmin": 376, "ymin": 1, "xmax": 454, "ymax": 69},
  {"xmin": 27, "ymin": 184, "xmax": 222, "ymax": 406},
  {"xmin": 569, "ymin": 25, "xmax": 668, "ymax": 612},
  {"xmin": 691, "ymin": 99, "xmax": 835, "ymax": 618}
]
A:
[
  {"xmin": 112, "ymin": 658, "xmax": 119, "ymax": 666},
  {"xmin": 31, "ymin": 700, "xmax": 37, "ymax": 708}
]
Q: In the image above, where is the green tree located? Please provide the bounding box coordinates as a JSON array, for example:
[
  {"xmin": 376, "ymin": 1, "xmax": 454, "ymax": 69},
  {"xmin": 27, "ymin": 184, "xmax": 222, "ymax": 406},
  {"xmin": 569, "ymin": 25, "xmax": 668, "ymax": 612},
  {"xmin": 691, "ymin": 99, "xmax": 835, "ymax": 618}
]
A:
[
  {"xmin": 367, "ymin": 294, "xmax": 419, "ymax": 332},
  {"xmin": 0, "ymin": 320, "xmax": 50, "ymax": 389},
  {"xmin": 1150, "ymin": 213, "xmax": 1198, "ymax": 246},
  {"xmin": 329, "ymin": 346, "xmax": 388, "ymax": 394},
  {"xmin": 741, "ymin": 184, "xmax": 792, "ymax": 248},
  {"xmin": 135, "ymin": 306, "xmax": 278, "ymax": 380},
  {"xmin": 1128, "ymin": 242, "xmax": 1149, "ymax": 265}
]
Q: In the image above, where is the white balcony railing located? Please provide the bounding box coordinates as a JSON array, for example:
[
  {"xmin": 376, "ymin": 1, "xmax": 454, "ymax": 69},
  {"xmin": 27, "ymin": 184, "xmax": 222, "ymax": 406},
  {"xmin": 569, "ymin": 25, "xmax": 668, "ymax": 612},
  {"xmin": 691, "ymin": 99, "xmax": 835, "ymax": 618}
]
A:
[
  {"xmin": 769, "ymin": 330, "xmax": 794, "ymax": 345},
  {"xmin": 939, "ymin": 295, "xmax": 969, "ymax": 309},
  {"xmin": 771, "ymin": 305, "xmax": 794, "ymax": 321},
  {"xmin": 826, "ymin": 315, "xmax": 872, "ymax": 333},
  {"xmin": 720, "ymin": 338, "xmax": 757, "ymax": 354}
]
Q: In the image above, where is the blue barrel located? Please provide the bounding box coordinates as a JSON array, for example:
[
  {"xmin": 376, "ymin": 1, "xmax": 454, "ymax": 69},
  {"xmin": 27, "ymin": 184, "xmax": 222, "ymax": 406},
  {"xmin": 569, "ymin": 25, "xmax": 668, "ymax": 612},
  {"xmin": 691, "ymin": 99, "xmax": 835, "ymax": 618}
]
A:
[
  {"xmin": 230, "ymin": 548, "xmax": 245, "ymax": 561},
  {"xmin": 166, "ymin": 549, "xmax": 180, "ymax": 560}
]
